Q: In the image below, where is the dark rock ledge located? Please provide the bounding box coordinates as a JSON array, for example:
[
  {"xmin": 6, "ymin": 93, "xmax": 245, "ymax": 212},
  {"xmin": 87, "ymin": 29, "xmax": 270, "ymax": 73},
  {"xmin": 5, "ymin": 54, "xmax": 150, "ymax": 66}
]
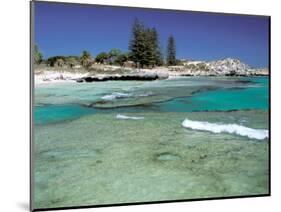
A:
[{"xmin": 76, "ymin": 72, "xmax": 169, "ymax": 83}]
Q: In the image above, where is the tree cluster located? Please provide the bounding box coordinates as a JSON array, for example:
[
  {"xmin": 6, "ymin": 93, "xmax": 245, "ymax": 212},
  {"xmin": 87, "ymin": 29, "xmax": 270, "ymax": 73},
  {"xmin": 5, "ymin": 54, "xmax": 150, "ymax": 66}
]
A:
[
  {"xmin": 95, "ymin": 49, "xmax": 129, "ymax": 66},
  {"xmin": 35, "ymin": 18, "xmax": 178, "ymax": 68},
  {"xmin": 46, "ymin": 55, "xmax": 81, "ymax": 68},
  {"xmin": 44, "ymin": 49, "xmax": 130, "ymax": 68},
  {"xmin": 129, "ymin": 19, "xmax": 163, "ymax": 68}
]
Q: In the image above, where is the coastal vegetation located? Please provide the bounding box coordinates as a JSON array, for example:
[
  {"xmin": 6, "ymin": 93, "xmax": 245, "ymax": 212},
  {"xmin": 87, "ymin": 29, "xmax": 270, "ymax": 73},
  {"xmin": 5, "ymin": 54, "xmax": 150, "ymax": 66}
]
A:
[
  {"xmin": 80, "ymin": 51, "xmax": 92, "ymax": 68},
  {"xmin": 129, "ymin": 18, "xmax": 164, "ymax": 68},
  {"xmin": 34, "ymin": 44, "xmax": 43, "ymax": 64},
  {"xmin": 166, "ymin": 36, "xmax": 177, "ymax": 66},
  {"xmin": 34, "ymin": 18, "xmax": 177, "ymax": 69}
]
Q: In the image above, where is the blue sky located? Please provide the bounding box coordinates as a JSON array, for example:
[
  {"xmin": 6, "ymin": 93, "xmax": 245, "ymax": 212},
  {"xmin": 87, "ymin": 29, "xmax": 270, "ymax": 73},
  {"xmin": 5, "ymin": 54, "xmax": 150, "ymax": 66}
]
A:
[{"xmin": 34, "ymin": 2, "xmax": 269, "ymax": 68}]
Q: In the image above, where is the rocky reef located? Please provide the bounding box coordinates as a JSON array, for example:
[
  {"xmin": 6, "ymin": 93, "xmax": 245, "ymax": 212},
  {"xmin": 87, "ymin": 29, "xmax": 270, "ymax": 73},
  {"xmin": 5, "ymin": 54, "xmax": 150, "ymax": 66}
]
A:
[
  {"xmin": 176, "ymin": 58, "xmax": 269, "ymax": 76},
  {"xmin": 76, "ymin": 72, "xmax": 169, "ymax": 83}
]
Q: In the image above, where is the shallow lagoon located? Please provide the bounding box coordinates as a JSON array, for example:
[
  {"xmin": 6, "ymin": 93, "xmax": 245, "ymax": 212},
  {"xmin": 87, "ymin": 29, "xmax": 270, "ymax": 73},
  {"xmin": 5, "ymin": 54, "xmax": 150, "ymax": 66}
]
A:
[
  {"xmin": 34, "ymin": 77, "xmax": 269, "ymax": 208},
  {"xmin": 34, "ymin": 77, "xmax": 268, "ymax": 124}
]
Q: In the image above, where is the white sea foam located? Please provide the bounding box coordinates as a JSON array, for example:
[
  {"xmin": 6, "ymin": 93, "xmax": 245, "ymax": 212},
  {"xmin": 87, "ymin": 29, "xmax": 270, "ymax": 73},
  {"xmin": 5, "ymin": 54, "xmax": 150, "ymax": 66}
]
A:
[
  {"xmin": 102, "ymin": 92, "xmax": 132, "ymax": 100},
  {"xmin": 181, "ymin": 118, "xmax": 268, "ymax": 140},
  {"xmin": 102, "ymin": 91, "xmax": 153, "ymax": 100},
  {"xmin": 116, "ymin": 114, "xmax": 144, "ymax": 120}
]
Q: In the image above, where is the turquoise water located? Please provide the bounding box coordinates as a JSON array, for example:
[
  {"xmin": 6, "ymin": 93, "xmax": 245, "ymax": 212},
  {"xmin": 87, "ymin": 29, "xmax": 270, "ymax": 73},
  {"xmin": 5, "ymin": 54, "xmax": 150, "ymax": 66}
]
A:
[
  {"xmin": 35, "ymin": 104, "xmax": 96, "ymax": 125},
  {"xmin": 158, "ymin": 77, "xmax": 268, "ymax": 112},
  {"xmin": 33, "ymin": 76, "xmax": 269, "ymax": 209},
  {"xmin": 35, "ymin": 77, "xmax": 268, "ymax": 124}
]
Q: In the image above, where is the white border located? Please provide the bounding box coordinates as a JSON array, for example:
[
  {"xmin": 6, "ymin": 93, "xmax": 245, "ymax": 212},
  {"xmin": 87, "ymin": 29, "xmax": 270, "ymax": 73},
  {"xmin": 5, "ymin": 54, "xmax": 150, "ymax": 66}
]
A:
[{"xmin": 0, "ymin": 0, "xmax": 280, "ymax": 211}]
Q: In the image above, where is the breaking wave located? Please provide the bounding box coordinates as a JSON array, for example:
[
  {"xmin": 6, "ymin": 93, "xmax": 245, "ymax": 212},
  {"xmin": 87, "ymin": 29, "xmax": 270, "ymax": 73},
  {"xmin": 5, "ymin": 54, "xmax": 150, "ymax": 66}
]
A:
[
  {"xmin": 182, "ymin": 118, "xmax": 268, "ymax": 140},
  {"xmin": 101, "ymin": 92, "xmax": 133, "ymax": 100}
]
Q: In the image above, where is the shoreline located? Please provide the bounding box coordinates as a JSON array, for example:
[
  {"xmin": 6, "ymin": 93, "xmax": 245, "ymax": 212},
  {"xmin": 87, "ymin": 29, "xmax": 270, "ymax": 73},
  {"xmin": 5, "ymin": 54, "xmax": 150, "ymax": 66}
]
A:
[{"xmin": 34, "ymin": 66, "xmax": 269, "ymax": 85}]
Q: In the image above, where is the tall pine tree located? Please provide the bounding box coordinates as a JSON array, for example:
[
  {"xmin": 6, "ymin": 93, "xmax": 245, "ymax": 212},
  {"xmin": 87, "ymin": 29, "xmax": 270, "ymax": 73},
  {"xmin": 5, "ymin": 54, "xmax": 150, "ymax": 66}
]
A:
[
  {"xmin": 143, "ymin": 28, "xmax": 155, "ymax": 67},
  {"xmin": 166, "ymin": 35, "xmax": 176, "ymax": 66},
  {"xmin": 129, "ymin": 19, "xmax": 163, "ymax": 68},
  {"xmin": 129, "ymin": 18, "xmax": 146, "ymax": 68},
  {"xmin": 151, "ymin": 27, "xmax": 163, "ymax": 66}
]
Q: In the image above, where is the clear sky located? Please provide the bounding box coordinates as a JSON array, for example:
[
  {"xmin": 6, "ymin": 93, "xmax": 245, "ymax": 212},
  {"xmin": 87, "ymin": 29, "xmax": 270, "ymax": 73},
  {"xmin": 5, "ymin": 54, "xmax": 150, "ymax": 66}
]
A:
[{"xmin": 34, "ymin": 1, "xmax": 269, "ymax": 68}]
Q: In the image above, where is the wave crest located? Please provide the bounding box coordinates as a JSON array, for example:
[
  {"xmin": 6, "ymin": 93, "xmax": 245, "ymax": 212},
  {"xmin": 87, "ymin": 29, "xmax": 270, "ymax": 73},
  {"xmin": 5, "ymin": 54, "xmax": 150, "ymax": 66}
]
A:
[{"xmin": 182, "ymin": 118, "xmax": 268, "ymax": 140}]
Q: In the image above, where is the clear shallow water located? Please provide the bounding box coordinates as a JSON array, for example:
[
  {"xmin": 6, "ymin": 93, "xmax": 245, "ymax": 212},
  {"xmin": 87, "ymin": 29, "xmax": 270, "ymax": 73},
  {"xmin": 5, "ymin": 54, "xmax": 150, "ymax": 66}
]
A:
[
  {"xmin": 35, "ymin": 104, "xmax": 96, "ymax": 125},
  {"xmin": 189, "ymin": 77, "xmax": 268, "ymax": 111},
  {"xmin": 35, "ymin": 77, "xmax": 268, "ymax": 124},
  {"xmin": 157, "ymin": 79, "xmax": 268, "ymax": 112},
  {"xmin": 34, "ymin": 77, "xmax": 269, "ymax": 209}
]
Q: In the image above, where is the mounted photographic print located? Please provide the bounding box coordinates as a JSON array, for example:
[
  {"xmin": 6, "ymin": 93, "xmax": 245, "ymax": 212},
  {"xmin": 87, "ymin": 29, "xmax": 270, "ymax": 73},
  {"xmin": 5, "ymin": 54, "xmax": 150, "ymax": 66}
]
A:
[{"xmin": 30, "ymin": 1, "xmax": 270, "ymax": 211}]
